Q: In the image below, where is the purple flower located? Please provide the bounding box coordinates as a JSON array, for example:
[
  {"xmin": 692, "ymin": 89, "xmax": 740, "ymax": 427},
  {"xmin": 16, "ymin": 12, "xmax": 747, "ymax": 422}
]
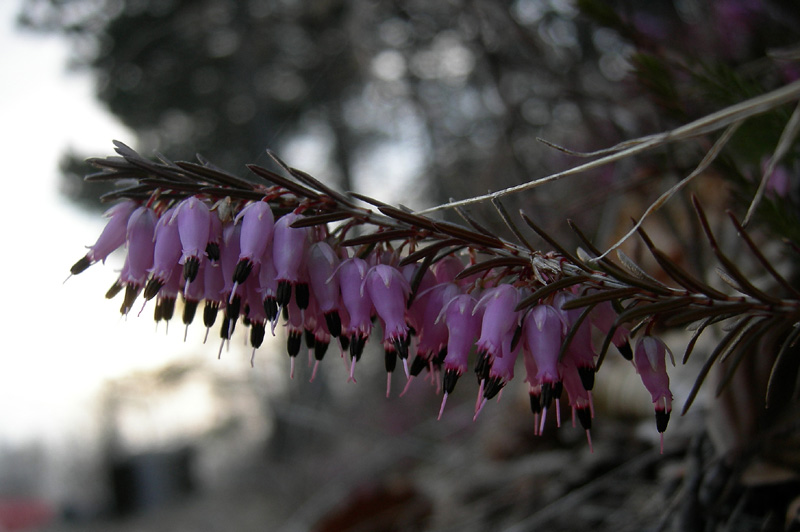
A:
[
  {"xmin": 176, "ymin": 196, "xmax": 211, "ymax": 282},
  {"xmin": 555, "ymin": 291, "xmax": 597, "ymax": 391},
  {"xmin": 71, "ymin": 200, "xmax": 137, "ymax": 275},
  {"xmin": 306, "ymin": 241, "xmax": 342, "ymax": 337},
  {"xmin": 144, "ymin": 206, "xmax": 182, "ymax": 300},
  {"xmin": 272, "ymin": 212, "xmax": 310, "ymax": 309},
  {"xmin": 119, "ymin": 206, "xmax": 157, "ymax": 315},
  {"xmin": 634, "ymin": 336, "xmax": 674, "ymax": 440},
  {"xmin": 232, "ymin": 201, "xmax": 275, "ymax": 293},
  {"xmin": 363, "ymin": 264, "xmax": 411, "ymax": 358},
  {"xmin": 438, "ymin": 293, "xmax": 480, "ymax": 419}
]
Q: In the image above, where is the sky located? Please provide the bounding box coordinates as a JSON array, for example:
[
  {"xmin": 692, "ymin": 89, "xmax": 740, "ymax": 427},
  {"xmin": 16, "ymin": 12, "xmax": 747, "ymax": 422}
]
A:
[{"xmin": 0, "ymin": 0, "xmax": 267, "ymax": 451}]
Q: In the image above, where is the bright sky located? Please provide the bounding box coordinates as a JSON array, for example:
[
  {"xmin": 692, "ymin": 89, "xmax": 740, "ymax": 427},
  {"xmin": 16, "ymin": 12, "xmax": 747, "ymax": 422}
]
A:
[{"xmin": 0, "ymin": 0, "xmax": 267, "ymax": 449}]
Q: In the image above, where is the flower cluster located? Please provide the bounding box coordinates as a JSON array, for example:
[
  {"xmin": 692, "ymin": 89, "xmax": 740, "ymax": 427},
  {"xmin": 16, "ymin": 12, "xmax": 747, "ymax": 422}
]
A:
[{"xmin": 70, "ymin": 193, "xmax": 675, "ymax": 451}]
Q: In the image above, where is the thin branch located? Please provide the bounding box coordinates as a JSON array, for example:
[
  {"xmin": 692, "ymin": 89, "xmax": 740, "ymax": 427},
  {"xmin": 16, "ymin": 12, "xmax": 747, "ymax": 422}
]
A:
[
  {"xmin": 743, "ymin": 100, "xmax": 800, "ymax": 225},
  {"xmin": 594, "ymin": 122, "xmax": 740, "ymax": 261},
  {"xmin": 416, "ymin": 79, "xmax": 800, "ymax": 214}
]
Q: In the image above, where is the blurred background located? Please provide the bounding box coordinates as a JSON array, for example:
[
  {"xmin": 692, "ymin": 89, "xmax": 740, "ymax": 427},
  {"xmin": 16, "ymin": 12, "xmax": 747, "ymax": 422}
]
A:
[{"xmin": 3, "ymin": 0, "xmax": 800, "ymax": 530}]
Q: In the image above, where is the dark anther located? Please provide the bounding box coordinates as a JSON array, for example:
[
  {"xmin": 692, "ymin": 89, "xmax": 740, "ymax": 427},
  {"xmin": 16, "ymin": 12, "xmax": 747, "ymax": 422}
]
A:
[
  {"xmin": 206, "ymin": 241, "xmax": 220, "ymax": 261},
  {"xmin": 183, "ymin": 257, "xmax": 200, "ymax": 282},
  {"xmin": 617, "ymin": 341, "xmax": 633, "ymax": 360},
  {"xmin": 120, "ymin": 285, "xmax": 140, "ymax": 315},
  {"xmin": 161, "ymin": 298, "xmax": 176, "ymax": 321},
  {"xmin": 409, "ymin": 354, "xmax": 428, "ymax": 377},
  {"xmin": 263, "ymin": 297, "xmax": 279, "ymax": 321},
  {"xmin": 276, "ymin": 281, "xmax": 292, "ymax": 308},
  {"xmin": 287, "ymin": 331, "xmax": 302, "ymax": 358},
  {"xmin": 351, "ymin": 335, "xmax": 366, "ymax": 361},
  {"xmin": 576, "ymin": 407, "xmax": 592, "ymax": 430},
  {"xmin": 553, "ymin": 381, "xmax": 563, "ymax": 399},
  {"xmin": 529, "ymin": 392, "xmax": 542, "ymax": 415},
  {"xmin": 219, "ymin": 316, "xmax": 231, "ymax": 340},
  {"xmin": 154, "ymin": 300, "xmax": 164, "ymax": 322},
  {"xmin": 250, "ymin": 322, "xmax": 265, "ymax": 349},
  {"xmin": 70, "ymin": 255, "xmax": 91, "ymax": 275},
  {"xmin": 392, "ymin": 336, "xmax": 409, "ymax": 360},
  {"xmin": 474, "ymin": 351, "xmax": 491, "ymax": 382},
  {"xmin": 106, "ymin": 281, "xmax": 123, "ymax": 300},
  {"xmin": 295, "ymin": 283, "xmax": 310, "ymax": 310},
  {"xmin": 433, "ymin": 347, "xmax": 447, "ymax": 367},
  {"xmin": 282, "ymin": 304, "xmax": 288, "ymax": 321},
  {"xmin": 384, "ymin": 349, "xmax": 397, "ymax": 373},
  {"xmin": 443, "ymin": 369, "xmax": 460, "ymax": 395},
  {"xmin": 314, "ymin": 340, "xmax": 329, "ymax": 361},
  {"xmin": 655, "ymin": 409, "xmax": 671, "ymax": 433},
  {"xmin": 183, "ymin": 300, "xmax": 198, "ymax": 325},
  {"xmin": 233, "ymin": 259, "xmax": 253, "ymax": 284},
  {"xmin": 324, "ymin": 311, "xmax": 341, "ymax": 337},
  {"xmin": 339, "ymin": 334, "xmax": 350, "ymax": 351},
  {"xmin": 242, "ymin": 307, "xmax": 251, "ymax": 327},
  {"xmin": 304, "ymin": 329, "xmax": 316, "ymax": 349},
  {"xmin": 227, "ymin": 295, "xmax": 241, "ymax": 322},
  {"xmin": 143, "ymin": 278, "xmax": 164, "ymax": 301},
  {"xmin": 541, "ymin": 382, "xmax": 554, "ymax": 408},
  {"xmin": 203, "ymin": 302, "xmax": 219, "ymax": 328},
  {"xmin": 578, "ymin": 366, "xmax": 595, "ymax": 391},
  {"xmin": 484, "ymin": 376, "xmax": 505, "ymax": 400}
]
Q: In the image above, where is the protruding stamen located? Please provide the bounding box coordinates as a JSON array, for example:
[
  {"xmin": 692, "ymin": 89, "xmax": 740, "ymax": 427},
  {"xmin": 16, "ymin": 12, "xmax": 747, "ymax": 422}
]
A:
[
  {"xmin": 348, "ymin": 357, "xmax": 357, "ymax": 383},
  {"xmin": 386, "ymin": 373, "xmax": 392, "ymax": 398},
  {"xmin": 473, "ymin": 398, "xmax": 487, "ymax": 422},
  {"xmin": 399, "ymin": 376, "xmax": 414, "ymax": 398},
  {"xmin": 437, "ymin": 393, "xmax": 449, "ymax": 420}
]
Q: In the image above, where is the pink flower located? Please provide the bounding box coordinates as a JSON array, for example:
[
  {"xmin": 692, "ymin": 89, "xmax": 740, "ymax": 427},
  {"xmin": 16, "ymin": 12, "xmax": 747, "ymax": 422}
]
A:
[
  {"xmin": 363, "ymin": 264, "xmax": 411, "ymax": 357},
  {"xmin": 437, "ymin": 293, "xmax": 481, "ymax": 419},
  {"xmin": 175, "ymin": 196, "xmax": 211, "ymax": 282},
  {"xmin": 555, "ymin": 291, "xmax": 597, "ymax": 391},
  {"xmin": 118, "ymin": 206, "xmax": 157, "ymax": 315},
  {"xmin": 71, "ymin": 200, "xmax": 137, "ymax": 275},
  {"xmin": 144, "ymin": 206, "xmax": 181, "ymax": 300},
  {"xmin": 306, "ymin": 241, "xmax": 342, "ymax": 337},
  {"xmin": 338, "ymin": 257, "xmax": 373, "ymax": 357},
  {"xmin": 272, "ymin": 213, "xmax": 310, "ymax": 309},
  {"xmin": 233, "ymin": 201, "xmax": 275, "ymax": 288},
  {"xmin": 634, "ymin": 336, "xmax": 674, "ymax": 452},
  {"xmin": 522, "ymin": 304, "xmax": 565, "ymax": 410}
]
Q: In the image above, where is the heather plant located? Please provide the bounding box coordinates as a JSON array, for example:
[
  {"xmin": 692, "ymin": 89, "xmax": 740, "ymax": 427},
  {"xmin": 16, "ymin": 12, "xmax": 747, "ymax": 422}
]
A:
[{"xmin": 54, "ymin": 0, "xmax": 800, "ymax": 529}]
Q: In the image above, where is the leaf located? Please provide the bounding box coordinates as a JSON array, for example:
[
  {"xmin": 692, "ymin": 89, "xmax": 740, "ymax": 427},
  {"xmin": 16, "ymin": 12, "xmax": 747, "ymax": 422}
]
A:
[{"xmin": 515, "ymin": 275, "xmax": 593, "ymax": 311}]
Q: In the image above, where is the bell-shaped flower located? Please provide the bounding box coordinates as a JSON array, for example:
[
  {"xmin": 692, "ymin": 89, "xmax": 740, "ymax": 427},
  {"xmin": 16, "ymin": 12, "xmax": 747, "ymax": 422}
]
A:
[
  {"xmin": 232, "ymin": 201, "xmax": 274, "ymax": 291},
  {"xmin": 474, "ymin": 341, "xmax": 520, "ymax": 421},
  {"xmin": 272, "ymin": 212, "xmax": 309, "ymax": 309},
  {"xmin": 634, "ymin": 336, "xmax": 674, "ymax": 452},
  {"xmin": 522, "ymin": 304, "xmax": 566, "ymax": 408},
  {"xmin": 403, "ymin": 263, "xmax": 437, "ymax": 334},
  {"xmin": 363, "ymin": 264, "xmax": 411, "ymax": 361},
  {"xmin": 555, "ymin": 291, "xmax": 597, "ymax": 391},
  {"xmin": 71, "ymin": 200, "xmax": 137, "ymax": 275},
  {"xmin": 473, "ymin": 285, "xmax": 521, "ymax": 391},
  {"xmin": 437, "ymin": 293, "xmax": 480, "ymax": 419},
  {"xmin": 118, "ymin": 206, "xmax": 157, "ymax": 314},
  {"xmin": 307, "ymin": 241, "xmax": 342, "ymax": 337},
  {"xmin": 401, "ymin": 282, "xmax": 461, "ymax": 397},
  {"xmin": 175, "ymin": 196, "xmax": 211, "ymax": 282},
  {"xmin": 560, "ymin": 360, "xmax": 594, "ymax": 452},
  {"xmin": 182, "ymin": 258, "xmax": 205, "ymax": 340},
  {"xmin": 144, "ymin": 206, "xmax": 182, "ymax": 300}
]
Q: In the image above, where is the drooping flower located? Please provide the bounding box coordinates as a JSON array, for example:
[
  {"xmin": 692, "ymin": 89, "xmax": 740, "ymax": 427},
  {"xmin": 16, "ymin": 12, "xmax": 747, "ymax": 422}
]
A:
[
  {"xmin": 232, "ymin": 201, "xmax": 274, "ymax": 294},
  {"xmin": 144, "ymin": 206, "xmax": 182, "ymax": 301},
  {"xmin": 590, "ymin": 300, "xmax": 632, "ymax": 359},
  {"xmin": 438, "ymin": 293, "xmax": 480, "ymax": 419},
  {"xmin": 119, "ymin": 205, "xmax": 157, "ymax": 315},
  {"xmin": 634, "ymin": 335, "xmax": 674, "ymax": 453},
  {"xmin": 364, "ymin": 264, "xmax": 412, "ymax": 375},
  {"xmin": 555, "ymin": 291, "xmax": 597, "ymax": 391},
  {"xmin": 272, "ymin": 212, "xmax": 310, "ymax": 309},
  {"xmin": 175, "ymin": 196, "xmax": 211, "ymax": 283},
  {"xmin": 522, "ymin": 304, "xmax": 566, "ymax": 432},
  {"xmin": 70, "ymin": 200, "xmax": 137, "ymax": 275},
  {"xmin": 306, "ymin": 241, "xmax": 342, "ymax": 338}
]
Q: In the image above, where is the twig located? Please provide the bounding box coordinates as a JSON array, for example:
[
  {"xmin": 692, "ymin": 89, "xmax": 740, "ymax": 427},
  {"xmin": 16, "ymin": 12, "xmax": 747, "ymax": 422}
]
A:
[{"xmin": 416, "ymin": 79, "xmax": 800, "ymax": 215}]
